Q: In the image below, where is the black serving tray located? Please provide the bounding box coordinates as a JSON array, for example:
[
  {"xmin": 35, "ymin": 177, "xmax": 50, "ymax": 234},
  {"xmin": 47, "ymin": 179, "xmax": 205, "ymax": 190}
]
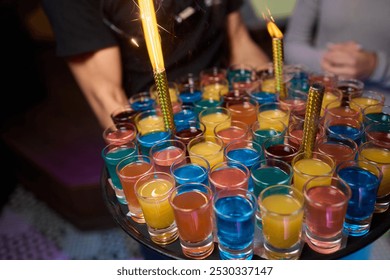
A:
[{"xmin": 100, "ymin": 168, "xmax": 390, "ymax": 260}]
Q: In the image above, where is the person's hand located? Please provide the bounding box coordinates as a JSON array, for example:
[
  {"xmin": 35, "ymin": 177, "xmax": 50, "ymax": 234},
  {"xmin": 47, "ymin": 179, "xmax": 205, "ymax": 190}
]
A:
[{"xmin": 321, "ymin": 41, "xmax": 377, "ymax": 80}]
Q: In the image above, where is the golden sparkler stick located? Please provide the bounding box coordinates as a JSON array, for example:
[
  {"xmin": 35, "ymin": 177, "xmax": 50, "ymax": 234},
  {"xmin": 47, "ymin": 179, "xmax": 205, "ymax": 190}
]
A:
[
  {"xmin": 266, "ymin": 20, "xmax": 286, "ymax": 99},
  {"xmin": 301, "ymin": 83, "xmax": 325, "ymax": 159},
  {"xmin": 138, "ymin": 0, "xmax": 175, "ymax": 131}
]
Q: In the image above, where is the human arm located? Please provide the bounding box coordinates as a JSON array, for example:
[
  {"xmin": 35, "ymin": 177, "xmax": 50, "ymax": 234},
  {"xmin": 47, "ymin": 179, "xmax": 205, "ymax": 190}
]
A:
[
  {"xmin": 66, "ymin": 46, "xmax": 129, "ymax": 129},
  {"xmin": 42, "ymin": 0, "xmax": 127, "ymax": 129},
  {"xmin": 284, "ymin": 0, "xmax": 324, "ymax": 72},
  {"xmin": 226, "ymin": 11, "xmax": 270, "ymax": 70}
]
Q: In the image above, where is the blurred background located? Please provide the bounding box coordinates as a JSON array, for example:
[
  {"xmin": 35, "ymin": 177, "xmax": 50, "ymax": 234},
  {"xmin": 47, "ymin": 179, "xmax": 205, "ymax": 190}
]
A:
[{"xmin": 0, "ymin": 0, "xmax": 388, "ymax": 260}]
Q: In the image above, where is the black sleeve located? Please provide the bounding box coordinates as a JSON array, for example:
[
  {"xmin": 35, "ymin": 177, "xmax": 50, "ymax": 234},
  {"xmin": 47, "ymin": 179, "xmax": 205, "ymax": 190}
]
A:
[
  {"xmin": 42, "ymin": 0, "xmax": 117, "ymax": 57},
  {"xmin": 226, "ymin": 0, "xmax": 244, "ymax": 14}
]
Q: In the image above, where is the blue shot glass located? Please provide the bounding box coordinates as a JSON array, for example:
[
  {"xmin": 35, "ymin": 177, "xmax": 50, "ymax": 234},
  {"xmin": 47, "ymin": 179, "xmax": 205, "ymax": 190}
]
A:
[
  {"xmin": 170, "ymin": 155, "xmax": 210, "ymax": 186},
  {"xmin": 336, "ymin": 160, "xmax": 382, "ymax": 236},
  {"xmin": 224, "ymin": 139, "xmax": 263, "ymax": 193},
  {"xmin": 325, "ymin": 117, "xmax": 364, "ymax": 145},
  {"xmin": 177, "ymin": 73, "xmax": 203, "ymax": 106},
  {"xmin": 213, "ymin": 188, "xmax": 257, "ymax": 260},
  {"xmin": 173, "ymin": 105, "xmax": 197, "ymax": 132},
  {"xmin": 136, "ymin": 129, "xmax": 172, "ymax": 156},
  {"xmin": 101, "ymin": 142, "xmax": 138, "ymax": 204},
  {"xmin": 129, "ymin": 91, "xmax": 156, "ymax": 112}
]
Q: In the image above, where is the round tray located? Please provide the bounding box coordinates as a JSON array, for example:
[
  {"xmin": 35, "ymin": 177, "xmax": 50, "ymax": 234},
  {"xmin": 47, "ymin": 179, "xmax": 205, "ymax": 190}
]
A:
[{"xmin": 101, "ymin": 168, "xmax": 390, "ymax": 260}]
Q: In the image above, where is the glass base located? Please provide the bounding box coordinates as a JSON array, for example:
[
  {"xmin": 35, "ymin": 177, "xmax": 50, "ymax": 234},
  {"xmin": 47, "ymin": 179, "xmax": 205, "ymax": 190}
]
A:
[
  {"xmin": 344, "ymin": 216, "xmax": 372, "ymax": 237},
  {"xmin": 180, "ymin": 234, "xmax": 214, "ymax": 259},
  {"xmin": 148, "ymin": 223, "xmax": 178, "ymax": 245},
  {"xmin": 108, "ymin": 178, "xmax": 127, "ymax": 205},
  {"xmin": 263, "ymin": 241, "xmax": 303, "ymax": 260},
  {"xmin": 126, "ymin": 211, "xmax": 145, "ymax": 224},
  {"xmin": 218, "ymin": 243, "xmax": 254, "ymax": 260},
  {"xmin": 305, "ymin": 228, "xmax": 343, "ymax": 254}
]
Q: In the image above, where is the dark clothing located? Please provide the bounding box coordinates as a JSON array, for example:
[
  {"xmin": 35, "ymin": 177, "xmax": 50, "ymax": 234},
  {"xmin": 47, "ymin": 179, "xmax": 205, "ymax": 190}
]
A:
[{"xmin": 42, "ymin": 0, "xmax": 243, "ymax": 95}]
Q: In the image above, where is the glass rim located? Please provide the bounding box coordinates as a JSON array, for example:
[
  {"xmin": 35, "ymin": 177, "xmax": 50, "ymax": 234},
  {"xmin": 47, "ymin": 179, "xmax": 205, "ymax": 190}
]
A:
[
  {"xmin": 259, "ymin": 185, "xmax": 304, "ymax": 216},
  {"xmin": 101, "ymin": 142, "xmax": 137, "ymax": 160},
  {"xmin": 213, "ymin": 187, "xmax": 257, "ymax": 218},
  {"xmin": 292, "ymin": 151, "xmax": 335, "ymax": 174},
  {"xmin": 116, "ymin": 155, "xmax": 154, "ymax": 180},
  {"xmin": 169, "ymin": 183, "xmax": 213, "ymax": 212},
  {"xmin": 208, "ymin": 161, "xmax": 250, "ymax": 188},
  {"xmin": 335, "ymin": 159, "xmax": 383, "ymax": 180},
  {"xmin": 134, "ymin": 172, "xmax": 176, "ymax": 201},
  {"xmin": 303, "ymin": 175, "xmax": 352, "ymax": 207}
]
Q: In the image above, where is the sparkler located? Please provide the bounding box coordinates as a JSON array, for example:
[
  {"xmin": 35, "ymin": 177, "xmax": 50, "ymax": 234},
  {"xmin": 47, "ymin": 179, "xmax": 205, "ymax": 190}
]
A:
[
  {"xmin": 138, "ymin": 0, "xmax": 175, "ymax": 131},
  {"xmin": 266, "ymin": 19, "xmax": 286, "ymax": 99},
  {"xmin": 301, "ymin": 83, "xmax": 325, "ymax": 159}
]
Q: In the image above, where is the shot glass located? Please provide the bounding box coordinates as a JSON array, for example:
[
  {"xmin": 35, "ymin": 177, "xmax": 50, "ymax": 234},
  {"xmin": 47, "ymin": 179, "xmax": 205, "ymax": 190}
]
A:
[
  {"xmin": 101, "ymin": 142, "xmax": 138, "ymax": 204},
  {"xmin": 363, "ymin": 104, "xmax": 390, "ymax": 126},
  {"xmin": 231, "ymin": 74, "xmax": 260, "ymax": 93},
  {"xmin": 349, "ymin": 90, "xmax": 385, "ymax": 120},
  {"xmin": 259, "ymin": 185, "xmax": 304, "ymax": 260},
  {"xmin": 177, "ymin": 72, "xmax": 202, "ymax": 105},
  {"xmin": 201, "ymin": 75, "xmax": 229, "ymax": 100},
  {"xmin": 320, "ymin": 87, "xmax": 343, "ymax": 116},
  {"xmin": 248, "ymin": 90, "xmax": 278, "ymax": 106},
  {"xmin": 364, "ymin": 122, "xmax": 390, "ymax": 148},
  {"xmin": 134, "ymin": 172, "xmax": 178, "ymax": 245},
  {"xmin": 250, "ymin": 158, "xmax": 293, "ymax": 199},
  {"xmin": 136, "ymin": 129, "xmax": 172, "ymax": 156},
  {"xmin": 150, "ymin": 139, "xmax": 186, "ymax": 173},
  {"xmin": 188, "ymin": 135, "xmax": 224, "ymax": 168},
  {"xmin": 288, "ymin": 119, "xmax": 325, "ymax": 147},
  {"xmin": 102, "ymin": 123, "xmax": 137, "ymax": 146},
  {"xmin": 359, "ymin": 141, "xmax": 390, "ymax": 213},
  {"xmin": 169, "ymin": 183, "xmax": 214, "ymax": 259},
  {"xmin": 258, "ymin": 102, "xmax": 291, "ymax": 129},
  {"xmin": 173, "ymin": 120, "xmax": 205, "ymax": 147},
  {"xmin": 129, "ymin": 91, "xmax": 156, "ymax": 112},
  {"xmin": 250, "ymin": 120, "xmax": 287, "ymax": 148},
  {"xmin": 258, "ymin": 64, "xmax": 294, "ymax": 94},
  {"xmin": 292, "ymin": 152, "xmax": 335, "ymax": 192},
  {"xmin": 325, "ymin": 117, "xmax": 364, "ymax": 145},
  {"xmin": 110, "ymin": 105, "xmax": 138, "ymax": 126},
  {"xmin": 213, "ymin": 188, "xmax": 257, "ymax": 260},
  {"xmin": 170, "ymin": 155, "xmax": 210, "ymax": 186},
  {"xmin": 199, "ymin": 107, "xmax": 231, "ymax": 137},
  {"xmin": 227, "ymin": 63, "xmax": 256, "ymax": 87},
  {"xmin": 214, "ymin": 120, "xmax": 249, "ymax": 145},
  {"xmin": 315, "ymin": 137, "xmax": 358, "ymax": 168},
  {"xmin": 323, "ymin": 102, "xmax": 361, "ymax": 124},
  {"xmin": 284, "ymin": 64, "xmax": 310, "ymax": 92},
  {"xmin": 263, "ymin": 135, "xmax": 300, "ymax": 165},
  {"xmin": 278, "ymin": 88, "xmax": 307, "ymax": 115},
  {"xmin": 173, "ymin": 105, "xmax": 197, "ymax": 132},
  {"xmin": 308, "ymin": 71, "xmax": 337, "ymax": 89},
  {"xmin": 336, "ymin": 160, "xmax": 382, "ymax": 236},
  {"xmin": 116, "ymin": 155, "xmax": 154, "ymax": 223},
  {"xmin": 303, "ymin": 176, "xmax": 351, "ymax": 254},
  {"xmin": 336, "ymin": 78, "xmax": 364, "ymax": 105},
  {"xmin": 224, "ymin": 139, "xmax": 263, "ymax": 192},
  {"xmin": 134, "ymin": 109, "xmax": 165, "ymax": 135},
  {"xmin": 193, "ymin": 98, "xmax": 224, "ymax": 117},
  {"xmin": 209, "ymin": 161, "xmax": 250, "ymax": 192},
  {"xmin": 199, "ymin": 67, "xmax": 227, "ymax": 85},
  {"xmin": 226, "ymin": 98, "xmax": 258, "ymax": 126}
]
